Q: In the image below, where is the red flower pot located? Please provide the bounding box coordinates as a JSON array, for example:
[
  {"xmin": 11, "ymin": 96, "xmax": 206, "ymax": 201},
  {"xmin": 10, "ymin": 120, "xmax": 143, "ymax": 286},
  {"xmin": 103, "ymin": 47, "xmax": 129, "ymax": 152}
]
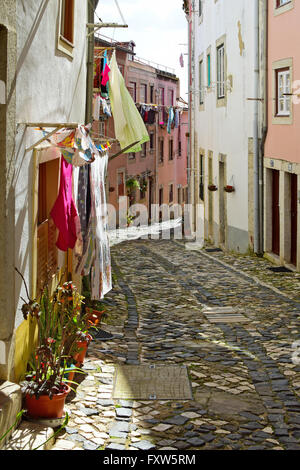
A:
[
  {"xmin": 224, "ymin": 185, "xmax": 235, "ymax": 193},
  {"xmin": 25, "ymin": 385, "xmax": 71, "ymax": 419},
  {"xmin": 73, "ymin": 334, "xmax": 93, "ymax": 365}
]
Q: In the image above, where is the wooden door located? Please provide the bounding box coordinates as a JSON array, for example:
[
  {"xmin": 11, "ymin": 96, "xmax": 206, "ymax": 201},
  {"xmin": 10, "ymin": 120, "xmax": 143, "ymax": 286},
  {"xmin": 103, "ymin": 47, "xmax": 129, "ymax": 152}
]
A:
[
  {"xmin": 272, "ymin": 169, "xmax": 280, "ymax": 256},
  {"xmin": 291, "ymin": 173, "xmax": 297, "ymax": 265}
]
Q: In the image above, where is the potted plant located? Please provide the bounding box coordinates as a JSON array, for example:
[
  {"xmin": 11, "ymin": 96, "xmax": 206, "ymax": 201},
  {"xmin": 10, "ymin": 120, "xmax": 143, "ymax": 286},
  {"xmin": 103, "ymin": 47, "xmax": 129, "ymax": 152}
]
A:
[
  {"xmin": 21, "ymin": 340, "xmax": 71, "ymax": 420},
  {"xmin": 126, "ymin": 177, "xmax": 140, "ymax": 192},
  {"xmin": 208, "ymin": 184, "xmax": 218, "ymax": 192},
  {"xmin": 16, "ymin": 270, "xmax": 87, "ymax": 420},
  {"xmin": 224, "ymin": 185, "xmax": 235, "ymax": 193}
]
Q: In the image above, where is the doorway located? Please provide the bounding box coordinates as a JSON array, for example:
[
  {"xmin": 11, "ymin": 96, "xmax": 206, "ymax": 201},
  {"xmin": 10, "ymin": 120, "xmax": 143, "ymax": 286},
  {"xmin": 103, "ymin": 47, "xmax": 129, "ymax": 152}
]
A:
[
  {"xmin": 219, "ymin": 160, "xmax": 226, "ymax": 246},
  {"xmin": 290, "ymin": 173, "xmax": 297, "ymax": 265},
  {"xmin": 272, "ymin": 169, "xmax": 280, "ymax": 256}
]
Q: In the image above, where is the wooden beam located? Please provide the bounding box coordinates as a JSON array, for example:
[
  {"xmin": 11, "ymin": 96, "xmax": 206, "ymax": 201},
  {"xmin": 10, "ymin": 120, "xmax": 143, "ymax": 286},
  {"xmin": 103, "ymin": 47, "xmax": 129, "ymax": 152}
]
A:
[{"xmin": 25, "ymin": 126, "xmax": 63, "ymax": 153}]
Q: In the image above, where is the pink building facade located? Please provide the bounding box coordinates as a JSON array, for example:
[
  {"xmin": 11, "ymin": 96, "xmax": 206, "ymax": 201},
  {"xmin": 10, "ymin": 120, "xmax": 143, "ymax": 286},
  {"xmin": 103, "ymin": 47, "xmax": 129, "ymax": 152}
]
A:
[{"xmin": 264, "ymin": 0, "xmax": 300, "ymax": 269}]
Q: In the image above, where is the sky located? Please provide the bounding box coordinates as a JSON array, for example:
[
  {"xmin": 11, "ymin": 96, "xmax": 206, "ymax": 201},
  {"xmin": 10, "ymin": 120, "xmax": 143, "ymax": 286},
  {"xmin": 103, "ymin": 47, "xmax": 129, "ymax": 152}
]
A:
[{"xmin": 95, "ymin": 0, "xmax": 189, "ymax": 98}]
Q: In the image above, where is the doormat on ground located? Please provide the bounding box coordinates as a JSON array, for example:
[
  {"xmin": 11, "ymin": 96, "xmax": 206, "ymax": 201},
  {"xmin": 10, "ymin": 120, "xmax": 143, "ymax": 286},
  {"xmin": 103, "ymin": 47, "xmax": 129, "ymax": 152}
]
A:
[
  {"xmin": 112, "ymin": 365, "xmax": 193, "ymax": 400},
  {"xmin": 203, "ymin": 307, "xmax": 248, "ymax": 323}
]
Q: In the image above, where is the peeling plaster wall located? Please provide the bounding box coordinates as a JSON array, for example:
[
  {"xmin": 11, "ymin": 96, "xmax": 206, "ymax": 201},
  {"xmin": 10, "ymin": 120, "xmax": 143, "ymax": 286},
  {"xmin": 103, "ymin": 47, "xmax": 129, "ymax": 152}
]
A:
[{"xmin": 192, "ymin": 0, "xmax": 256, "ymax": 253}]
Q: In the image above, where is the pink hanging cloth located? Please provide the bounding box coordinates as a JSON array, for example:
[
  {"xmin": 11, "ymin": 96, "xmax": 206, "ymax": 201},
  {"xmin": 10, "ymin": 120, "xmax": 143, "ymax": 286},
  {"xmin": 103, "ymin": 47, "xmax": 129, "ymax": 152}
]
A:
[
  {"xmin": 50, "ymin": 156, "xmax": 79, "ymax": 252},
  {"xmin": 101, "ymin": 63, "xmax": 111, "ymax": 87}
]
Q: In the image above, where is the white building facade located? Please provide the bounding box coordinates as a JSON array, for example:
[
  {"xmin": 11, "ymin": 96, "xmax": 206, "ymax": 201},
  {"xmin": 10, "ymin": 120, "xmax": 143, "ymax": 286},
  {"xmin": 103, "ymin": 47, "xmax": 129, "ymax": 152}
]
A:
[
  {"xmin": 0, "ymin": 0, "xmax": 92, "ymax": 382},
  {"xmin": 187, "ymin": 0, "xmax": 266, "ymax": 254}
]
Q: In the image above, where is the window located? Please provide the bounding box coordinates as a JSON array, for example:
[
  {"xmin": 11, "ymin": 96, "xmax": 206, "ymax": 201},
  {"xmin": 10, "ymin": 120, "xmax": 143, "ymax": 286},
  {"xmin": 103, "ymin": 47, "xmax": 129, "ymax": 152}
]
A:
[
  {"xmin": 276, "ymin": 0, "xmax": 291, "ymax": 7},
  {"xmin": 129, "ymin": 82, "xmax": 137, "ymax": 102},
  {"xmin": 141, "ymin": 142, "xmax": 147, "ymax": 157},
  {"xmin": 177, "ymin": 187, "xmax": 182, "ymax": 204},
  {"xmin": 178, "ymin": 141, "xmax": 182, "ymax": 157},
  {"xmin": 150, "ymin": 85, "xmax": 154, "ymax": 103},
  {"xmin": 276, "ymin": 68, "xmax": 291, "ymax": 116},
  {"xmin": 60, "ymin": 0, "xmax": 74, "ymax": 44},
  {"xmin": 169, "ymin": 140, "xmax": 174, "ymax": 160},
  {"xmin": 159, "ymin": 187, "xmax": 164, "ymax": 206},
  {"xmin": 168, "ymin": 89, "xmax": 174, "ymax": 106},
  {"xmin": 207, "ymin": 53, "xmax": 211, "ymax": 88},
  {"xmin": 158, "ymin": 87, "xmax": 165, "ymax": 123},
  {"xmin": 169, "ymin": 184, "xmax": 174, "ymax": 203},
  {"xmin": 199, "ymin": 60, "xmax": 204, "ymax": 105},
  {"xmin": 140, "ymin": 178, "xmax": 147, "ymax": 200},
  {"xmin": 128, "ymin": 152, "xmax": 135, "ymax": 160},
  {"xmin": 149, "ymin": 132, "xmax": 155, "ymax": 151},
  {"xmin": 159, "ymin": 139, "xmax": 164, "ymax": 163},
  {"xmin": 217, "ymin": 44, "xmax": 225, "ymax": 99},
  {"xmin": 140, "ymin": 84, "xmax": 147, "ymax": 103}
]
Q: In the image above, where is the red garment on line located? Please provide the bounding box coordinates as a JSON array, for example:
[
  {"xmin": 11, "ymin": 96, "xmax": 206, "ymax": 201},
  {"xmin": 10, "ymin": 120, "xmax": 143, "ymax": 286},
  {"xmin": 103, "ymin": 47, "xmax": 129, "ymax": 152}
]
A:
[{"xmin": 50, "ymin": 157, "xmax": 78, "ymax": 252}]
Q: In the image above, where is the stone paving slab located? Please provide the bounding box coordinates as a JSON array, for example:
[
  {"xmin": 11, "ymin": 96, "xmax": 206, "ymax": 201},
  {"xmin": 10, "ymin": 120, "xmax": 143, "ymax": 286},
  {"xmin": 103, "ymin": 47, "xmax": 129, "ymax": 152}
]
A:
[{"xmin": 113, "ymin": 365, "xmax": 193, "ymax": 400}]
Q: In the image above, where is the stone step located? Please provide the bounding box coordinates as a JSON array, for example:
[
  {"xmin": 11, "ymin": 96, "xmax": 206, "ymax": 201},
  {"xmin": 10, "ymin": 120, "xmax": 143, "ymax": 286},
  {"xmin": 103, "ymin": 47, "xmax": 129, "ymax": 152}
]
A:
[
  {"xmin": 4, "ymin": 421, "xmax": 55, "ymax": 450},
  {"xmin": 0, "ymin": 381, "xmax": 22, "ymax": 450}
]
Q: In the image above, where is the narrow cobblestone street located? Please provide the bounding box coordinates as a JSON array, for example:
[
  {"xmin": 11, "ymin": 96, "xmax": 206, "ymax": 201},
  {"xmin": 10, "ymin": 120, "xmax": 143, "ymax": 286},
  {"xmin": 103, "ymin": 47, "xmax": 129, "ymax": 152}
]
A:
[{"xmin": 52, "ymin": 238, "xmax": 300, "ymax": 451}]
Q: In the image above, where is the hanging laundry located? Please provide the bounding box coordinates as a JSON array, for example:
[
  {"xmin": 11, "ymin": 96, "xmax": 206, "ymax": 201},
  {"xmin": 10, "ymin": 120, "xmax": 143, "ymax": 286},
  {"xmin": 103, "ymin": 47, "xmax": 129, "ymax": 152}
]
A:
[
  {"xmin": 167, "ymin": 107, "xmax": 174, "ymax": 134},
  {"xmin": 37, "ymin": 125, "xmax": 101, "ymax": 166},
  {"xmin": 108, "ymin": 50, "xmax": 149, "ymax": 153},
  {"xmin": 100, "ymin": 52, "xmax": 109, "ymax": 98},
  {"xmin": 50, "ymin": 157, "xmax": 80, "ymax": 252},
  {"xmin": 147, "ymin": 108, "xmax": 156, "ymax": 125},
  {"xmin": 77, "ymin": 165, "xmax": 91, "ymax": 242},
  {"xmin": 174, "ymin": 109, "xmax": 180, "ymax": 128},
  {"xmin": 93, "ymin": 95, "xmax": 101, "ymax": 121},
  {"xmin": 179, "ymin": 53, "xmax": 184, "ymax": 68},
  {"xmin": 100, "ymin": 97, "xmax": 112, "ymax": 117},
  {"xmin": 76, "ymin": 152, "xmax": 112, "ymax": 300},
  {"xmin": 101, "ymin": 63, "xmax": 111, "ymax": 87}
]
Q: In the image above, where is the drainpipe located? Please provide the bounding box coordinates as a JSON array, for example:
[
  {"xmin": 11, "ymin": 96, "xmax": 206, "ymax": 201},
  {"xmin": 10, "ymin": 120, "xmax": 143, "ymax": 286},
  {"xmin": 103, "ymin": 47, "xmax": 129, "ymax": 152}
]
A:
[
  {"xmin": 260, "ymin": 0, "xmax": 268, "ymax": 255},
  {"xmin": 253, "ymin": 0, "xmax": 261, "ymax": 254},
  {"xmin": 86, "ymin": 0, "xmax": 98, "ymax": 124}
]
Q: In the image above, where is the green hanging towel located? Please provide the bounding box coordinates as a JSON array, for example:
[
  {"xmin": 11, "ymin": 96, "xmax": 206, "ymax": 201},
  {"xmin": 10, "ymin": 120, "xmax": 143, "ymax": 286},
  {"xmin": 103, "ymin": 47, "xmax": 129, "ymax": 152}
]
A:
[{"xmin": 108, "ymin": 50, "xmax": 149, "ymax": 153}]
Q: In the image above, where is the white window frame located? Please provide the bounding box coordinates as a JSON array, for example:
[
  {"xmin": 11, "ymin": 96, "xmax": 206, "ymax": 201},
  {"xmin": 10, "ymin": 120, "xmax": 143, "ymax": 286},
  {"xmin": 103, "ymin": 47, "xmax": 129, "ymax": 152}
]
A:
[
  {"xmin": 217, "ymin": 44, "xmax": 225, "ymax": 100},
  {"xmin": 199, "ymin": 59, "xmax": 204, "ymax": 105},
  {"xmin": 277, "ymin": 69, "xmax": 291, "ymax": 117}
]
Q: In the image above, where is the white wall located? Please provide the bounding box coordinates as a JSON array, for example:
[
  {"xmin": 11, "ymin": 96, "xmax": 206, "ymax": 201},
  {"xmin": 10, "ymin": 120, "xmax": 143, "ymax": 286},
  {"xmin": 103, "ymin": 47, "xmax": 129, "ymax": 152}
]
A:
[
  {"xmin": 193, "ymin": 0, "xmax": 256, "ymax": 252},
  {"xmin": 14, "ymin": 0, "xmax": 87, "ymax": 328}
]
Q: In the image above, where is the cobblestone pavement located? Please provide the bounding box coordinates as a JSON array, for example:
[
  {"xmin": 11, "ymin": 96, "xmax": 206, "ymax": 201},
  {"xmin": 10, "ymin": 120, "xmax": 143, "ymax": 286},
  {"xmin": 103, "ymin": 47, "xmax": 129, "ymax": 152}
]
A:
[{"xmin": 51, "ymin": 238, "xmax": 300, "ymax": 451}]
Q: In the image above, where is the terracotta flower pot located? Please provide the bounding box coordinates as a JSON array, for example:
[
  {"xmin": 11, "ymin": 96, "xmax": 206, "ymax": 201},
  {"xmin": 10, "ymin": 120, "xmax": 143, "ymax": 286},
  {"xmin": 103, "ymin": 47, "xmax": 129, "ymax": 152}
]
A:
[
  {"xmin": 25, "ymin": 385, "xmax": 71, "ymax": 419},
  {"xmin": 73, "ymin": 334, "xmax": 93, "ymax": 365},
  {"xmin": 224, "ymin": 185, "xmax": 235, "ymax": 193}
]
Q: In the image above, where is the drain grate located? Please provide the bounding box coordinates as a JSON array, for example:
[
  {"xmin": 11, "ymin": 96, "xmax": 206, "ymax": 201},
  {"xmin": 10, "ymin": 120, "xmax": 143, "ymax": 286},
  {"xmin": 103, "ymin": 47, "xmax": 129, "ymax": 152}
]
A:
[
  {"xmin": 112, "ymin": 365, "xmax": 193, "ymax": 400},
  {"xmin": 268, "ymin": 266, "xmax": 293, "ymax": 273},
  {"xmin": 203, "ymin": 307, "xmax": 248, "ymax": 323},
  {"xmin": 205, "ymin": 248, "xmax": 223, "ymax": 253}
]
